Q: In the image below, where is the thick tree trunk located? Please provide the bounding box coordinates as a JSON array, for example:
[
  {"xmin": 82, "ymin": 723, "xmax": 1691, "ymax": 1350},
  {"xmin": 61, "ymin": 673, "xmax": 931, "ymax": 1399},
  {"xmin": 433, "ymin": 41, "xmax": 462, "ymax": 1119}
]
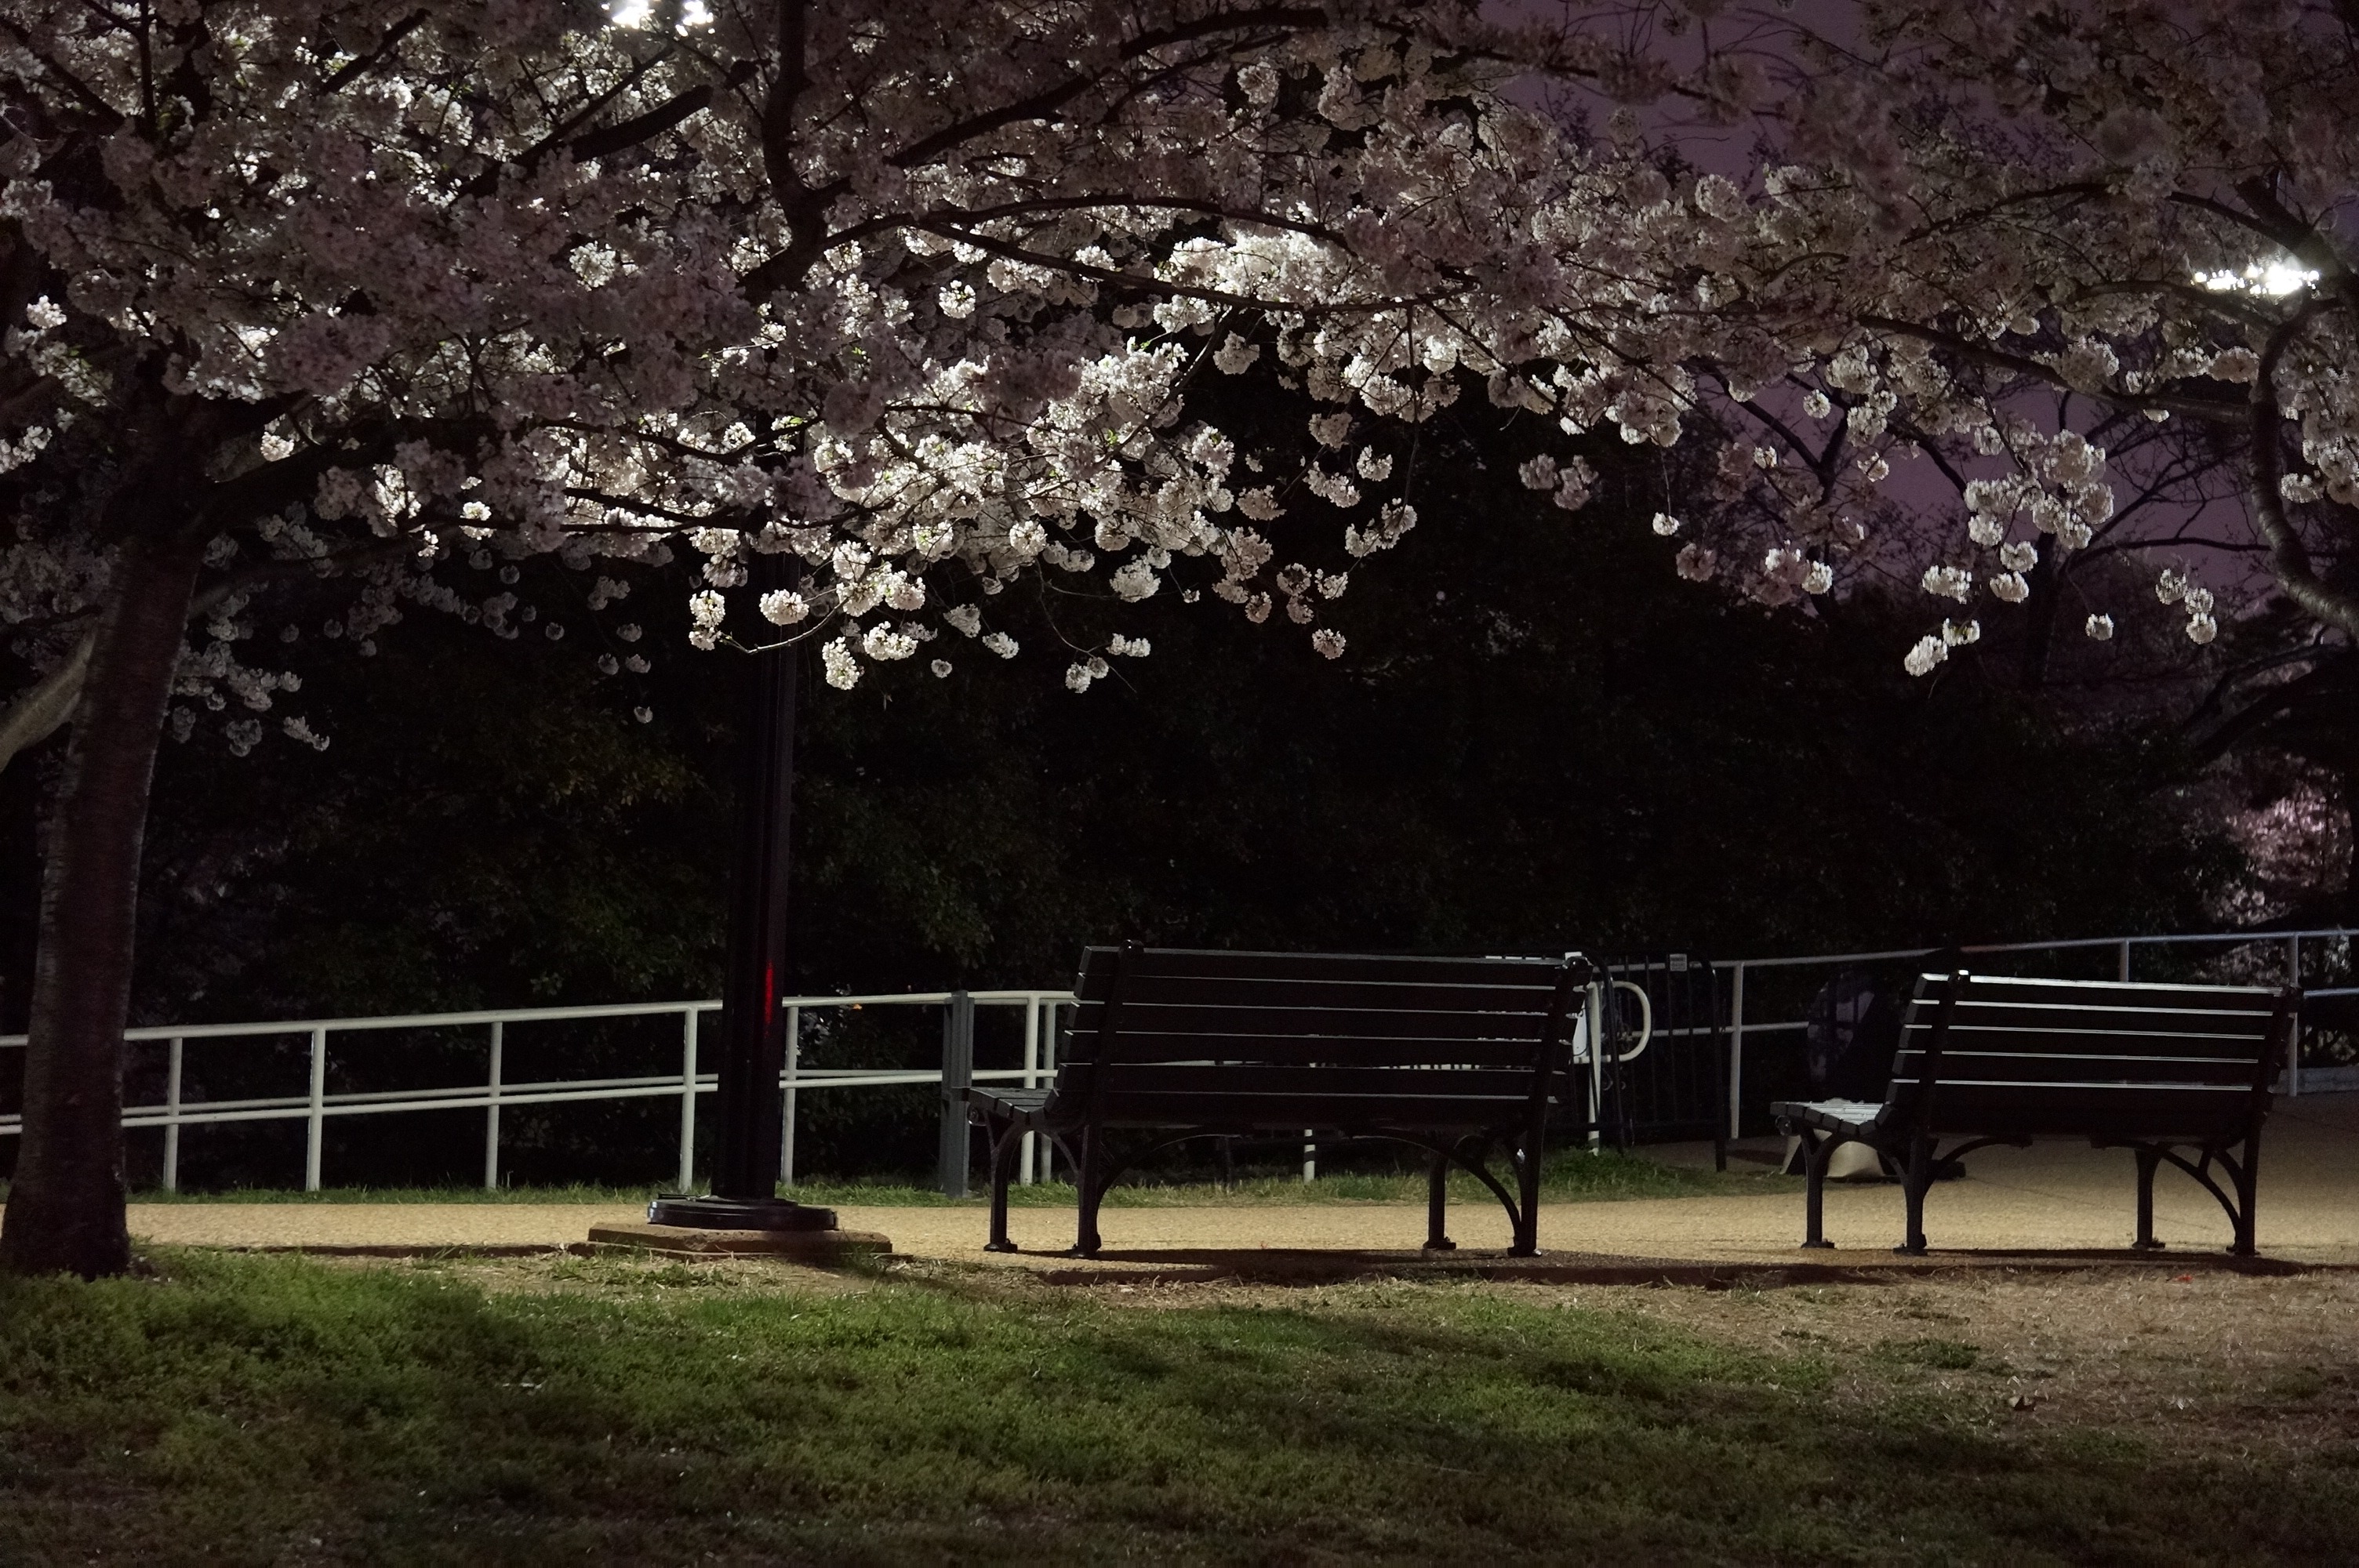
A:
[{"xmin": 0, "ymin": 532, "xmax": 202, "ymax": 1277}]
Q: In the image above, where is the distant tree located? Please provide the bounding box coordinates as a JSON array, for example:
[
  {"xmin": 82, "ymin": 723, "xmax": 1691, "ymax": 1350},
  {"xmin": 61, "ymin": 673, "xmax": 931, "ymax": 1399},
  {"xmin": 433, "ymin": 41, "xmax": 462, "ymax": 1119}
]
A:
[{"xmin": 1596, "ymin": 2, "xmax": 2359, "ymax": 677}]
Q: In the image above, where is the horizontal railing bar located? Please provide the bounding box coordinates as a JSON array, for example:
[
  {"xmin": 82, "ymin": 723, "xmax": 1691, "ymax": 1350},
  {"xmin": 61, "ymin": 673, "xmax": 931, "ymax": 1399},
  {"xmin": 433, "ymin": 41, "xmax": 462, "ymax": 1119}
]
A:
[
  {"xmin": 0, "ymin": 1067, "xmax": 1048, "ymax": 1134},
  {"xmin": 0, "ymin": 1000, "xmax": 720, "ymax": 1047},
  {"xmin": 0, "ymin": 924, "xmax": 2348, "ymax": 1051},
  {"xmin": 1717, "ymin": 926, "xmax": 2359, "ymax": 971},
  {"xmin": 0, "ymin": 991, "xmax": 1078, "ymax": 1049}
]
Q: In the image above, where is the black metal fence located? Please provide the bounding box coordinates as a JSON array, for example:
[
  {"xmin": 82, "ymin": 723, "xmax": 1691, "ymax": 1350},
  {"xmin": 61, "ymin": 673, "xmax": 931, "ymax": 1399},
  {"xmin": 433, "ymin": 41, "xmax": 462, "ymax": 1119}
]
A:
[{"xmin": 1590, "ymin": 954, "xmax": 1728, "ymax": 1167}]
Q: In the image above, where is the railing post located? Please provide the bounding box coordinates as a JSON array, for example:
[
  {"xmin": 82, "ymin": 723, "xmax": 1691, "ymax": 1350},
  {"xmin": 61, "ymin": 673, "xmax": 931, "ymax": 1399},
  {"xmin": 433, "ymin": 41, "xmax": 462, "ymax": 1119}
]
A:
[
  {"xmin": 677, "ymin": 1009, "xmax": 698, "ymax": 1193},
  {"xmin": 304, "ymin": 1025, "xmax": 328, "ymax": 1192},
  {"xmin": 1585, "ymin": 980, "xmax": 1604, "ymax": 1153},
  {"xmin": 2288, "ymin": 936, "xmax": 2303, "ymax": 1097},
  {"xmin": 1037, "ymin": 1000, "xmax": 1059, "ymax": 1184},
  {"xmin": 2117, "ymin": 939, "xmax": 2132, "ymax": 982},
  {"xmin": 482, "ymin": 1020, "xmax": 503, "ymax": 1190},
  {"xmin": 780, "ymin": 1004, "xmax": 800, "ymax": 1187},
  {"xmin": 938, "ymin": 990, "xmax": 975, "ymax": 1197},
  {"xmin": 1019, "ymin": 994, "xmax": 1041, "ymax": 1186},
  {"xmin": 1726, "ymin": 963, "xmax": 1747, "ymax": 1142},
  {"xmin": 162, "ymin": 1036, "xmax": 183, "ymax": 1194}
]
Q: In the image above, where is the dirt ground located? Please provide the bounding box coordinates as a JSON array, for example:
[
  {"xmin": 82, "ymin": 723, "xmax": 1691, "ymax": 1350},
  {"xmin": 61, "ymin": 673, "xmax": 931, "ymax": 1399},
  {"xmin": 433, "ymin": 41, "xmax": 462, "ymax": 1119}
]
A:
[{"xmin": 117, "ymin": 1094, "xmax": 2359, "ymax": 1265}]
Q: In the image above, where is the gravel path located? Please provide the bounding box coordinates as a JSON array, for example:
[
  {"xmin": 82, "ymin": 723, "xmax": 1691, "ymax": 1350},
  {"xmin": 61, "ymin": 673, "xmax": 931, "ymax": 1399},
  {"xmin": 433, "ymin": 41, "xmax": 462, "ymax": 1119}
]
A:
[{"xmin": 115, "ymin": 1096, "xmax": 2359, "ymax": 1267}]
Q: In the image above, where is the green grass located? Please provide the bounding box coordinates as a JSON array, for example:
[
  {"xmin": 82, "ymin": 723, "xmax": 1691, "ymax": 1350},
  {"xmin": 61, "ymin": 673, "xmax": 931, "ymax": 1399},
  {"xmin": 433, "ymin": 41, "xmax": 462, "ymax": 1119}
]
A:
[
  {"xmin": 115, "ymin": 1150, "xmax": 1785, "ymax": 1208},
  {"xmin": 2, "ymin": 1252, "xmax": 2354, "ymax": 1563}
]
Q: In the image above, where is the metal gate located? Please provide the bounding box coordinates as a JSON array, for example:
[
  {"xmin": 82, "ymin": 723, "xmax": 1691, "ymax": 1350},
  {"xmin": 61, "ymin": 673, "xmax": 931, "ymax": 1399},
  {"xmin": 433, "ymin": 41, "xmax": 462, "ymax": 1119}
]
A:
[{"xmin": 1590, "ymin": 954, "xmax": 1727, "ymax": 1168}]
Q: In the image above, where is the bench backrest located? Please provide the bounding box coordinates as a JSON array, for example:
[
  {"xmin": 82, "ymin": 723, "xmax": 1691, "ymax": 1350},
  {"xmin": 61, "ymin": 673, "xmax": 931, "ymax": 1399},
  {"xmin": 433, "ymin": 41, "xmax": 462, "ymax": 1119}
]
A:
[
  {"xmin": 1054, "ymin": 946, "xmax": 1590, "ymax": 1134},
  {"xmin": 1888, "ymin": 971, "xmax": 2291, "ymax": 1141}
]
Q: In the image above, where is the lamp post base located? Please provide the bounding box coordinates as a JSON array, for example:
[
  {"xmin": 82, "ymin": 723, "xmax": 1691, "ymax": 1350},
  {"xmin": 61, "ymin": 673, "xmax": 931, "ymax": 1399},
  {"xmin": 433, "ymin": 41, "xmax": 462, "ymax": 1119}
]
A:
[
  {"xmin": 646, "ymin": 1195, "xmax": 838, "ymax": 1231},
  {"xmin": 589, "ymin": 1219, "xmax": 888, "ymax": 1261}
]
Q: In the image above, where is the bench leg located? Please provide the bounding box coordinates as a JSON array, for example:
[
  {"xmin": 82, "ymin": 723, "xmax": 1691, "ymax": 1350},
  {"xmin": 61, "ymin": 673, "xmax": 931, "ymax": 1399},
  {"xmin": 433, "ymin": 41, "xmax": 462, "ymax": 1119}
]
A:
[
  {"xmin": 1423, "ymin": 1149, "xmax": 1455, "ymax": 1250},
  {"xmin": 1073, "ymin": 1127, "xmax": 1104, "ymax": 1258},
  {"xmin": 1509, "ymin": 1138, "xmax": 1541, "ymax": 1258},
  {"xmin": 983, "ymin": 1122, "xmax": 1023, "ymax": 1254},
  {"xmin": 1800, "ymin": 1131, "xmax": 1834, "ymax": 1250},
  {"xmin": 2232, "ymin": 1136, "xmax": 2260, "ymax": 1258},
  {"xmin": 1896, "ymin": 1135, "xmax": 1932, "ymax": 1256},
  {"xmin": 2132, "ymin": 1145, "xmax": 2165, "ymax": 1251}
]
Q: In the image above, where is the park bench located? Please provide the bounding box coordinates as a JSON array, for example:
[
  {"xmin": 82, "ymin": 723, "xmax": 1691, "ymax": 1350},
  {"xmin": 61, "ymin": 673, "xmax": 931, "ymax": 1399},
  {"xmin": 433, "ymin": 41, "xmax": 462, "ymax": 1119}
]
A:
[
  {"xmin": 965, "ymin": 945, "xmax": 1594, "ymax": 1258},
  {"xmin": 1771, "ymin": 970, "xmax": 2295, "ymax": 1255}
]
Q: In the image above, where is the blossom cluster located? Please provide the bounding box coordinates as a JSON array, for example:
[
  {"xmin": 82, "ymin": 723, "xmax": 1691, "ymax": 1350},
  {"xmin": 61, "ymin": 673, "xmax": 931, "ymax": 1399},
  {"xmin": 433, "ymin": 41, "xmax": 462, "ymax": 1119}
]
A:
[
  {"xmin": 0, "ymin": 0, "xmax": 1832, "ymax": 739},
  {"xmin": 13, "ymin": 0, "xmax": 2340, "ymax": 750},
  {"xmin": 1615, "ymin": 0, "xmax": 2359, "ymax": 669}
]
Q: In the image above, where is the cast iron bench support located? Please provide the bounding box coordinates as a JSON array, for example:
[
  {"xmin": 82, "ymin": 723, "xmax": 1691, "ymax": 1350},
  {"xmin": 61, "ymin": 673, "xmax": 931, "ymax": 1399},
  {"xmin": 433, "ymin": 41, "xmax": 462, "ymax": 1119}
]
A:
[
  {"xmin": 969, "ymin": 945, "xmax": 1593, "ymax": 1258},
  {"xmin": 1773, "ymin": 970, "xmax": 2293, "ymax": 1257}
]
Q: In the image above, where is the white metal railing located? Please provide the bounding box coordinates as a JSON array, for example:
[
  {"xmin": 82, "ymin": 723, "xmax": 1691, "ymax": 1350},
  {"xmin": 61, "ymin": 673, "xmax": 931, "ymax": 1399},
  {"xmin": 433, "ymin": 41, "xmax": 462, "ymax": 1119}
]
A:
[
  {"xmin": 0, "ymin": 991, "xmax": 1074, "ymax": 1194},
  {"xmin": 4, "ymin": 924, "xmax": 2351, "ymax": 1190},
  {"xmin": 1716, "ymin": 925, "xmax": 2359, "ymax": 1138}
]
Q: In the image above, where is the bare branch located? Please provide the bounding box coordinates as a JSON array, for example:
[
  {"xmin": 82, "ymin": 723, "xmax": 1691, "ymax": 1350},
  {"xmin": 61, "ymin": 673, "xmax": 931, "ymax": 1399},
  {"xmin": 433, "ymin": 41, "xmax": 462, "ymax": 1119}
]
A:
[{"xmin": 322, "ymin": 9, "xmax": 427, "ymax": 94}]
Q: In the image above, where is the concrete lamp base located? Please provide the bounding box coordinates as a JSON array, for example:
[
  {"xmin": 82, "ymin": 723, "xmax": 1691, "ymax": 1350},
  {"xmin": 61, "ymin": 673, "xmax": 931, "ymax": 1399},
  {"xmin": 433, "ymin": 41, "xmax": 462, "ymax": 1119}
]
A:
[
  {"xmin": 589, "ymin": 1194, "xmax": 890, "ymax": 1260},
  {"xmin": 645, "ymin": 1194, "xmax": 838, "ymax": 1231},
  {"xmin": 587, "ymin": 1221, "xmax": 892, "ymax": 1261}
]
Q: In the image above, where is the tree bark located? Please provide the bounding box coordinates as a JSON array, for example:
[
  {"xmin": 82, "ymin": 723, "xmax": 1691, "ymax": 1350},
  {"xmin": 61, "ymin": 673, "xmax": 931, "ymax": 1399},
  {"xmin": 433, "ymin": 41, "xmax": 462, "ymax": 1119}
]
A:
[{"xmin": 0, "ymin": 532, "xmax": 202, "ymax": 1277}]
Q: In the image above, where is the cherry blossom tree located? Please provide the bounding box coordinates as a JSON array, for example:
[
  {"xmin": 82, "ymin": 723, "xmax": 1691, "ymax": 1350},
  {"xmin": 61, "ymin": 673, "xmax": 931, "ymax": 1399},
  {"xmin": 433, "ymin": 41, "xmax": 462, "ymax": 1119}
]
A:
[
  {"xmin": 19, "ymin": 0, "xmax": 2344, "ymax": 1279},
  {"xmin": 1580, "ymin": 2, "xmax": 2359, "ymax": 684},
  {"xmin": 0, "ymin": 0, "xmax": 1769, "ymax": 1276}
]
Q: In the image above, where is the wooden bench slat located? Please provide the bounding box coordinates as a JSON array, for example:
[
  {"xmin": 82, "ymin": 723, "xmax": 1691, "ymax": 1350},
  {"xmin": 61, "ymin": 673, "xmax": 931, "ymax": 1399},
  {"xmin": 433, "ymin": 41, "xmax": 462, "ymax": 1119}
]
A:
[
  {"xmin": 1906, "ymin": 1023, "xmax": 2270, "ymax": 1061},
  {"xmin": 1076, "ymin": 1063, "xmax": 1541, "ymax": 1095},
  {"xmin": 1077, "ymin": 1000, "xmax": 1555, "ymax": 1040},
  {"xmin": 1921, "ymin": 1111, "xmax": 2252, "ymax": 1143},
  {"xmin": 1892, "ymin": 1048, "xmax": 2267, "ymax": 1087},
  {"xmin": 1086, "ymin": 1034, "xmax": 1546, "ymax": 1067},
  {"xmin": 1899, "ymin": 1081, "xmax": 2254, "ymax": 1133},
  {"xmin": 1094, "ymin": 1092, "xmax": 1537, "ymax": 1130},
  {"xmin": 1925, "ymin": 975, "xmax": 2275, "ymax": 1012},
  {"xmin": 1941, "ymin": 1000, "xmax": 2275, "ymax": 1033},
  {"xmin": 1107, "ymin": 947, "xmax": 1568, "ymax": 985},
  {"xmin": 1073, "ymin": 977, "xmax": 1566, "ymax": 1018}
]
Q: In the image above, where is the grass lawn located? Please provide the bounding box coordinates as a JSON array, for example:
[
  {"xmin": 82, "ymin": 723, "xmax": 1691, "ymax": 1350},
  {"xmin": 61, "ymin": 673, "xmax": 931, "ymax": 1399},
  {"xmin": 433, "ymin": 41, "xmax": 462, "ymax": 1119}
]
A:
[
  {"xmin": 110, "ymin": 1149, "xmax": 1784, "ymax": 1208},
  {"xmin": 2, "ymin": 1250, "xmax": 2354, "ymax": 1564}
]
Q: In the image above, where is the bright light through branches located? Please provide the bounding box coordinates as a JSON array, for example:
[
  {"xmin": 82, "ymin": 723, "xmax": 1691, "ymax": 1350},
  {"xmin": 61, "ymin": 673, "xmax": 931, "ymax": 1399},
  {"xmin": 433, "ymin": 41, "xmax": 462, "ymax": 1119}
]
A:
[
  {"xmin": 607, "ymin": 0, "xmax": 711, "ymax": 31},
  {"xmin": 2195, "ymin": 260, "xmax": 2320, "ymax": 297}
]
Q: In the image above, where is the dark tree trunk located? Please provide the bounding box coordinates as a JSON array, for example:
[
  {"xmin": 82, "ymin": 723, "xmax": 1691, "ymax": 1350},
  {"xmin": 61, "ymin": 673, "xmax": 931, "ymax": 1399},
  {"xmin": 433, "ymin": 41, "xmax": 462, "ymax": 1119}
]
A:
[
  {"xmin": 0, "ymin": 731, "xmax": 42, "ymax": 1037},
  {"xmin": 1, "ymin": 532, "xmax": 202, "ymax": 1277},
  {"xmin": 2339, "ymin": 760, "xmax": 2359, "ymax": 927},
  {"xmin": 2019, "ymin": 552, "xmax": 2062, "ymax": 689}
]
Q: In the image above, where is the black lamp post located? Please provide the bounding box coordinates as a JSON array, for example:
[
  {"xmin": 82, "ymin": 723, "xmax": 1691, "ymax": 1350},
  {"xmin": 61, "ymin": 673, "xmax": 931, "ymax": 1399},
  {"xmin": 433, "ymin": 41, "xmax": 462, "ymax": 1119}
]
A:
[{"xmin": 649, "ymin": 553, "xmax": 837, "ymax": 1232}]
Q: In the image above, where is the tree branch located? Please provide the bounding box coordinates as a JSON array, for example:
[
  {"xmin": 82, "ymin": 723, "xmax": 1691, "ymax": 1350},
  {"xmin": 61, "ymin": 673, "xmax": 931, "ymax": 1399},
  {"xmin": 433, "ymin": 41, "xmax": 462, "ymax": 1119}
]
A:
[
  {"xmin": 0, "ymin": 630, "xmax": 92, "ymax": 775},
  {"xmin": 740, "ymin": 5, "xmax": 1329, "ymax": 297},
  {"xmin": 2243, "ymin": 303, "xmax": 2359, "ymax": 637},
  {"xmin": 321, "ymin": 9, "xmax": 427, "ymax": 94},
  {"xmin": 1859, "ymin": 314, "xmax": 2246, "ymax": 421}
]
